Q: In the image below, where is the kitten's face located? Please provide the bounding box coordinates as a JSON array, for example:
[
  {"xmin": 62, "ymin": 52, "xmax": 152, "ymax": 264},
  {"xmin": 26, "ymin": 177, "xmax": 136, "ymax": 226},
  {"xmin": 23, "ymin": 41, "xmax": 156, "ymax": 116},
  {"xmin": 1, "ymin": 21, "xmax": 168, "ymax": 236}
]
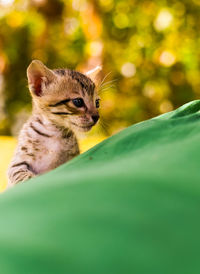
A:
[{"xmin": 27, "ymin": 60, "xmax": 102, "ymax": 132}]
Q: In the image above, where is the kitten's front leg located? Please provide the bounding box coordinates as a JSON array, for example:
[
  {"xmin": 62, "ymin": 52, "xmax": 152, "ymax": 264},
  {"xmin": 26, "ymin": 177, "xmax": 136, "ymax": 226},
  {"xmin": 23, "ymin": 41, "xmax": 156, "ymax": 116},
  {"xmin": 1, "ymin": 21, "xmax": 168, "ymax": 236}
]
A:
[{"xmin": 7, "ymin": 161, "xmax": 35, "ymax": 186}]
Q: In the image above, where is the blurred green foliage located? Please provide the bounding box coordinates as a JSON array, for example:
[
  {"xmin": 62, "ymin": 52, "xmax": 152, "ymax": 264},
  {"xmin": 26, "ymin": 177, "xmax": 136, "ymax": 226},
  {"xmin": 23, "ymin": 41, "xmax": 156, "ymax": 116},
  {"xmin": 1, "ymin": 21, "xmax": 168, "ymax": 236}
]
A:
[{"xmin": 0, "ymin": 0, "xmax": 200, "ymax": 135}]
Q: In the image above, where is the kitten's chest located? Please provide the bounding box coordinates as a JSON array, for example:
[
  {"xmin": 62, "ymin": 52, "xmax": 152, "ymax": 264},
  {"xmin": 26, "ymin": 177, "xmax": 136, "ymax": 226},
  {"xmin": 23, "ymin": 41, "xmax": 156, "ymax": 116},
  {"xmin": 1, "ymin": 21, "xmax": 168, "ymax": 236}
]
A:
[{"xmin": 32, "ymin": 134, "xmax": 79, "ymax": 174}]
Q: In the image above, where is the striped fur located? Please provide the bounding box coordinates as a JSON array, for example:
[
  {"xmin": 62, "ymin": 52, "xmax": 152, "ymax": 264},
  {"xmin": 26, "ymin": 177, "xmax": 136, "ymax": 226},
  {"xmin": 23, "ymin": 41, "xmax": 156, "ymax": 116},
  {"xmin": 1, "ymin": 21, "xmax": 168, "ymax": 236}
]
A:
[{"xmin": 7, "ymin": 60, "xmax": 102, "ymax": 186}]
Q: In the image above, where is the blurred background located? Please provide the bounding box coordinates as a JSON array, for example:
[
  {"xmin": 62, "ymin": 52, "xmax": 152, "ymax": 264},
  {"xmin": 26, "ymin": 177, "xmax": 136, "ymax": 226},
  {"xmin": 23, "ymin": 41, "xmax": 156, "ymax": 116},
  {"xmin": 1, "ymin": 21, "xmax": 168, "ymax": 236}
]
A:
[
  {"xmin": 1, "ymin": 0, "xmax": 200, "ymax": 136},
  {"xmin": 1, "ymin": 0, "xmax": 200, "ymax": 189}
]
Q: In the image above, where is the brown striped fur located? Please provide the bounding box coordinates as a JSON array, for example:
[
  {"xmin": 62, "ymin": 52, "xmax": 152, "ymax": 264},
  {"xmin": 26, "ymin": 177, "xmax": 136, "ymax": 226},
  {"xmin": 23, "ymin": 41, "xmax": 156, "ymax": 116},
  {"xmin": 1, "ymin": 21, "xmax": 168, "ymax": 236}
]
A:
[{"xmin": 7, "ymin": 60, "xmax": 102, "ymax": 185}]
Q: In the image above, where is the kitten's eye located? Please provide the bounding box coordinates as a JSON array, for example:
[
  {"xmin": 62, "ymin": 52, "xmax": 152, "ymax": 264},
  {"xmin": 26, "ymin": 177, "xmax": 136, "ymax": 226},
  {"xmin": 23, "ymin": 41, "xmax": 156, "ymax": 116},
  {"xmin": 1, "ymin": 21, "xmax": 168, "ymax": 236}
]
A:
[
  {"xmin": 96, "ymin": 99, "xmax": 100, "ymax": 108},
  {"xmin": 72, "ymin": 98, "xmax": 84, "ymax": 108}
]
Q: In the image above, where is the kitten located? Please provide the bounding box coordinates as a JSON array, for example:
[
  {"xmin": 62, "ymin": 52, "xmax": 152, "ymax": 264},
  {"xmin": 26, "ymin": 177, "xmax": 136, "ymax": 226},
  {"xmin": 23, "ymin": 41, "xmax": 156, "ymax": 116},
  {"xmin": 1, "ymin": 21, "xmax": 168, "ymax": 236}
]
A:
[{"xmin": 7, "ymin": 60, "xmax": 102, "ymax": 186}]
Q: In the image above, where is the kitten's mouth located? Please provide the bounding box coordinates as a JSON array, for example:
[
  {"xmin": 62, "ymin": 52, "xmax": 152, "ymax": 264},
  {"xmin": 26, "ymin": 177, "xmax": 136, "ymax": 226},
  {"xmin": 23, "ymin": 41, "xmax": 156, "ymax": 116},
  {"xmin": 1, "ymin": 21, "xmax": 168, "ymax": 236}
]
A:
[{"xmin": 71, "ymin": 122, "xmax": 93, "ymax": 131}]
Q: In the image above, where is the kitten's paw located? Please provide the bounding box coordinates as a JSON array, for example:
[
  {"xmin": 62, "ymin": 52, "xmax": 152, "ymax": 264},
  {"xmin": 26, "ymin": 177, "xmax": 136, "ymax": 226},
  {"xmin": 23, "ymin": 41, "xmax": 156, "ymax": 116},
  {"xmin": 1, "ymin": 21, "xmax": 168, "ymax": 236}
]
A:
[{"xmin": 8, "ymin": 169, "xmax": 35, "ymax": 185}]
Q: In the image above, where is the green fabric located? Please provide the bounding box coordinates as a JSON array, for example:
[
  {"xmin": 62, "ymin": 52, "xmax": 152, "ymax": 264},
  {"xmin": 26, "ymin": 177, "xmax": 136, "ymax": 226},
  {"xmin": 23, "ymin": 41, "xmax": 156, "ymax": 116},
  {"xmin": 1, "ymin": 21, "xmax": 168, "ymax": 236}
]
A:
[{"xmin": 1, "ymin": 100, "xmax": 200, "ymax": 274}]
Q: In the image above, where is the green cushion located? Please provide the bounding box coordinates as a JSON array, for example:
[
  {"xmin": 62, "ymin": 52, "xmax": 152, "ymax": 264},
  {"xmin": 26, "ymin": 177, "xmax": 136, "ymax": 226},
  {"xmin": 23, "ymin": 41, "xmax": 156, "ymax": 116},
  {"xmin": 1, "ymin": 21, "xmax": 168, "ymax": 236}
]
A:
[{"xmin": 1, "ymin": 100, "xmax": 200, "ymax": 274}]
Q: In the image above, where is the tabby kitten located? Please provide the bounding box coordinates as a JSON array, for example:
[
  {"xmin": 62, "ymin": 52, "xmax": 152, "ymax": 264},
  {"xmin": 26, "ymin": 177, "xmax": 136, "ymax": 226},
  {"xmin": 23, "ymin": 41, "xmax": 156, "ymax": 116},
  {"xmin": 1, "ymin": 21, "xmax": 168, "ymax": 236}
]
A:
[{"xmin": 7, "ymin": 60, "xmax": 101, "ymax": 185}]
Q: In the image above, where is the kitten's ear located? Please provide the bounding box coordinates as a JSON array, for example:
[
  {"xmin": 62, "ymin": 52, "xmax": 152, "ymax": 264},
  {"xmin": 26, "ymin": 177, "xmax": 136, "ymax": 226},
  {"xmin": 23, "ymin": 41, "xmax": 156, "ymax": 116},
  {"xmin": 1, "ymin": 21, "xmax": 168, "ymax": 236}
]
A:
[
  {"xmin": 85, "ymin": 66, "xmax": 102, "ymax": 87},
  {"xmin": 27, "ymin": 60, "xmax": 56, "ymax": 96}
]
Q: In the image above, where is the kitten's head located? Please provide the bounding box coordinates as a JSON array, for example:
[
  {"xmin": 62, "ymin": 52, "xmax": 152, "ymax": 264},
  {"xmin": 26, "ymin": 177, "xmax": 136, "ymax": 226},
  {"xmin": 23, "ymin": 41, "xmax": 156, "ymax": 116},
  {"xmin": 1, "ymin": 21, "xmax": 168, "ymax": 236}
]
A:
[{"xmin": 27, "ymin": 60, "xmax": 102, "ymax": 132}]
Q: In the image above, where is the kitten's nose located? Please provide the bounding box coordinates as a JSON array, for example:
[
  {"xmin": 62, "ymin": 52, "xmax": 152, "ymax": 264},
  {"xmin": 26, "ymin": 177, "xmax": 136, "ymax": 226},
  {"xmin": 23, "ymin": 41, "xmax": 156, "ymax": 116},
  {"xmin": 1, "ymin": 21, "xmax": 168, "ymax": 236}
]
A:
[{"xmin": 92, "ymin": 115, "xmax": 99, "ymax": 124}]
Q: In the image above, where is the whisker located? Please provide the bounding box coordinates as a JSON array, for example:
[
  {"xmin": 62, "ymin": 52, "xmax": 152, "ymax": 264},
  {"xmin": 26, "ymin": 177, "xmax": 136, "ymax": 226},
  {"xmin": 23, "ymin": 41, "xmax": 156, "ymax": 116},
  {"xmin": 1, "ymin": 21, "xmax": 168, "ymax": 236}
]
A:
[
  {"xmin": 99, "ymin": 71, "xmax": 112, "ymax": 89},
  {"xmin": 99, "ymin": 84, "xmax": 116, "ymax": 91},
  {"xmin": 99, "ymin": 85, "xmax": 116, "ymax": 94},
  {"xmin": 99, "ymin": 119, "xmax": 110, "ymax": 135},
  {"xmin": 100, "ymin": 118, "xmax": 110, "ymax": 127},
  {"xmin": 100, "ymin": 79, "xmax": 118, "ymax": 88},
  {"xmin": 95, "ymin": 124, "xmax": 103, "ymax": 136},
  {"xmin": 98, "ymin": 89, "xmax": 112, "ymax": 96}
]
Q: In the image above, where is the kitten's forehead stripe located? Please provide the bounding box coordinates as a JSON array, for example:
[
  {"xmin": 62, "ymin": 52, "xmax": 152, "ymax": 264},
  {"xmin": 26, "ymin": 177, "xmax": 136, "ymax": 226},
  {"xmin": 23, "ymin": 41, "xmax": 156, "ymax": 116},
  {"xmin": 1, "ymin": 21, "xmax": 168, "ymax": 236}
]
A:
[
  {"xmin": 54, "ymin": 68, "xmax": 95, "ymax": 96},
  {"xmin": 67, "ymin": 69, "xmax": 95, "ymax": 96},
  {"xmin": 54, "ymin": 69, "xmax": 66, "ymax": 76}
]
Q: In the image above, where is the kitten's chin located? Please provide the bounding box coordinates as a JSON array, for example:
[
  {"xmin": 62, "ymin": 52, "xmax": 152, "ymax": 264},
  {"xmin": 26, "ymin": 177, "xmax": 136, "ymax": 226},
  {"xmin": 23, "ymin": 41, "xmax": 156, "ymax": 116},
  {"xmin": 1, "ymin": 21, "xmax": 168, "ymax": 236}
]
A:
[{"xmin": 79, "ymin": 126, "xmax": 93, "ymax": 132}]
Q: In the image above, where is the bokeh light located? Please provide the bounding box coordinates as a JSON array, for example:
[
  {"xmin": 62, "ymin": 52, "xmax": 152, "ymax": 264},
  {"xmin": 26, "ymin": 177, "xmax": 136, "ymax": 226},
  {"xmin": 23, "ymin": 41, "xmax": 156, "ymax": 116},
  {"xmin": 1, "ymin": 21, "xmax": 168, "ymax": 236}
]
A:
[
  {"xmin": 159, "ymin": 50, "xmax": 176, "ymax": 67},
  {"xmin": 121, "ymin": 62, "xmax": 136, "ymax": 78},
  {"xmin": 154, "ymin": 9, "xmax": 173, "ymax": 31},
  {"xmin": 0, "ymin": 0, "xmax": 14, "ymax": 6},
  {"xmin": 0, "ymin": 0, "xmax": 198, "ymax": 139}
]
